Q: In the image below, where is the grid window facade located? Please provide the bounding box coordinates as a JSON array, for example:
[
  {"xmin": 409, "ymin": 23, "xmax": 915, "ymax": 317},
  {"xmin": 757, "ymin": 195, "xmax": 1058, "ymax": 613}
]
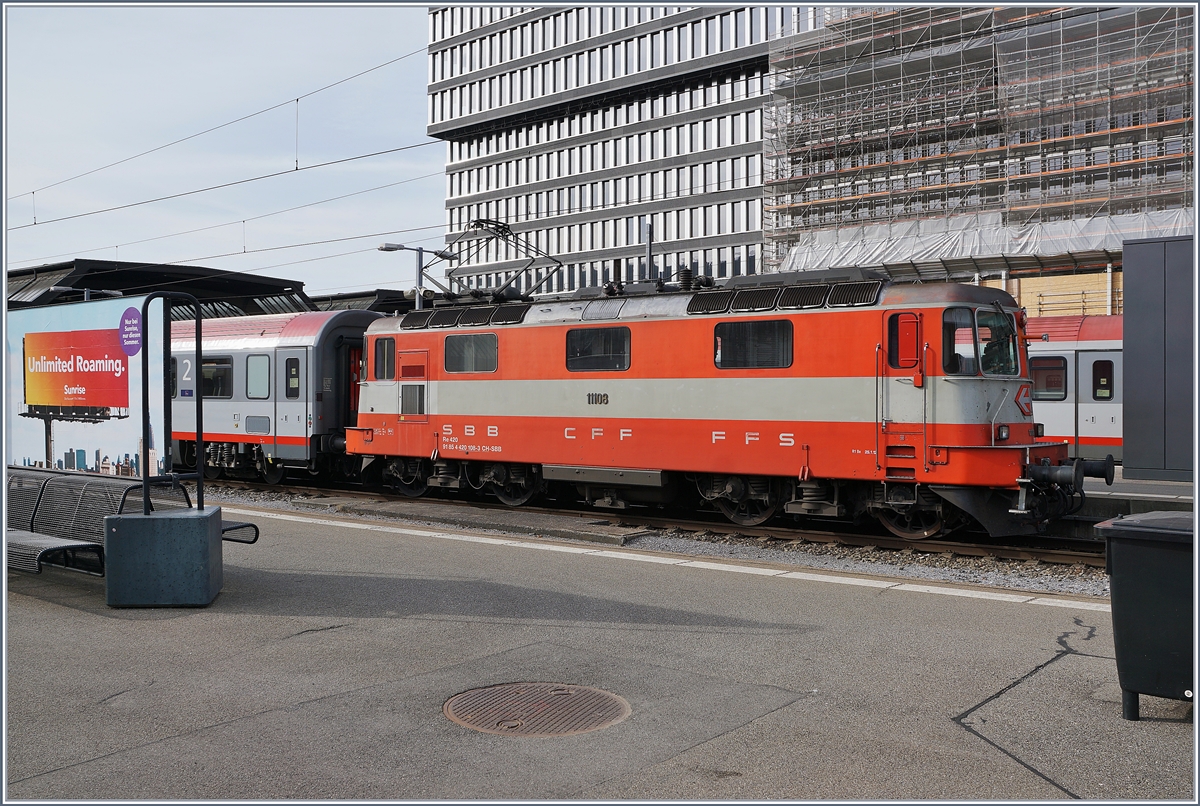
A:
[{"xmin": 428, "ymin": 6, "xmax": 822, "ymax": 293}]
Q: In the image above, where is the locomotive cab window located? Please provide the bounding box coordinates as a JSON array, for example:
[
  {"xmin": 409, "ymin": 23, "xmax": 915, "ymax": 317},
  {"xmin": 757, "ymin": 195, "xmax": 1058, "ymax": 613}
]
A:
[
  {"xmin": 976, "ymin": 308, "xmax": 1019, "ymax": 376},
  {"xmin": 246, "ymin": 354, "xmax": 270, "ymax": 399},
  {"xmin": 374, "ymin": 337, "xmax": 396, "ymax": 380},
  {"xmin": 1093, "ymin": 360, "xmax": 1115, "ymax": 400},
  {"xmin": 715, "ymin": 320, "xmax": 792, "ymax": 369},
  {"xmin": 285, "ymin": 358, "xmax": 300, "ymax": 400},
  {"xmin": 1031, "ymin": 356, "xmax": 1068, "ymax": 401},
  {"xmin": 567, "ymin": 327, "xmax": 630, "ymax": 371},
  {"xmin": 446, "ymin": 333, "xmax": 498, "ymax": 373},
  {"xmin": 201, "ymin": 357, "xmax": 233, "ymax": 399},
  {"xmin": 942, "ymin": 308, "xmax": 978, "ymax": 375},
  {"xmin": 887, "ymin": 313, "xmax": 920, "ymax": 369}
]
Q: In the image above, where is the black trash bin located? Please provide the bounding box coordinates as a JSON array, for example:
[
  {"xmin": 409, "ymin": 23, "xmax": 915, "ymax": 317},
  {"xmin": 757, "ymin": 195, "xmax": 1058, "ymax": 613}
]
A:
[{"xmin": 1095, "ymin": 511, "xmax": 1194, "ymax": 720}]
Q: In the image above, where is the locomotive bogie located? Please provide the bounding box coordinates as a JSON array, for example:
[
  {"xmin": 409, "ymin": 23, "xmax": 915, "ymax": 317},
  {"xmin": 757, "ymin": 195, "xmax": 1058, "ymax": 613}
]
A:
[{"xmin": 347, "ymin": 276, "xmax": 1100, "ymax": 537}]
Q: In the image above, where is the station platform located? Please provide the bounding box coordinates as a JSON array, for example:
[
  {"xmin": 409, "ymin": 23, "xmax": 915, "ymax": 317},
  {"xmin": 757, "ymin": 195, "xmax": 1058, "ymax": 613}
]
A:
[
  {"xmin": 7, "ymin": 506, "xmax": 1191, "ymax": 800},
  {"xmin": 1065, "ymin": 466, "xmax": 1193, "ymax": 537}
]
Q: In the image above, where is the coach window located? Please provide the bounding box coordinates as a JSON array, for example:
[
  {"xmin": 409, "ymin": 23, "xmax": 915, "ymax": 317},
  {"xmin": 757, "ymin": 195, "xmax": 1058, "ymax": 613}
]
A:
[
  {"xmin": 201, "ymin": 357, "xmax": 233, "ymax": 399},
  {"xmin": 714, "ymin": 320, "xmax": 792, "ymax": 369},
  {"xmin": 942, "ymin": 308, "xmax": 977, "ymax": 375},
  {"xmin": 246, "ymin": 355, "xmax": 270, "ymax": 399},
  {"xmin": 1030, "ymin": 357, "xmax": 1068, "ymax": 401},
  {"xmin": 567, "ymin": 326, "xmax": 630, "ymax": 371},
  {"xmin": 1092, "ymin": 360, "xmax": 1114, "ymax": 400},
  {"xmin": 374, "ymin": 337, "xmax": 396, "ymax": 380},
  {"xmin": 446, "ymin": 333, "xmax": 498, "ymax": 373},
  {"xmin": 285, "ymin": 358, "xmax": 300, "ymax": 400},
  {"xmin": 976, "ymin": 308, "xmax": 1019, "ymax": 376}
]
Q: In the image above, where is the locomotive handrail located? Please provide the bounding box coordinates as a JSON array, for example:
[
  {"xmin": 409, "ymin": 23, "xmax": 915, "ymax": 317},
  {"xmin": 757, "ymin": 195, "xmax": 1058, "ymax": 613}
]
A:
[
  {"xmin": 922, "ymin": 341, "xmax": 930, "ymax": 473},
  {"xmin": 988, "ymin": 388, "xmax": 1008, "ymax": 446},
  {"xmin": 873, "ymin": 343, "xmax": 882, "ymax": 471}
]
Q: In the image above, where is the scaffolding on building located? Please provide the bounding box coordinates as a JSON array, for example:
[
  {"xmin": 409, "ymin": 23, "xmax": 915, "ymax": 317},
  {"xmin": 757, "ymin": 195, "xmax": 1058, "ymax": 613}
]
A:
[{"xmin": 762, "ymin": 6, "xmax": 1194, "ymax": 281}]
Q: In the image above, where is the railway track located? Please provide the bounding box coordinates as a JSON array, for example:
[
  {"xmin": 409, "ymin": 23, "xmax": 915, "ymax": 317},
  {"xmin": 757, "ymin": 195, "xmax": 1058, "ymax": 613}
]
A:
[{"xmin": 199, "ymin": 477, "xmax": 1107, "ymax": 568}]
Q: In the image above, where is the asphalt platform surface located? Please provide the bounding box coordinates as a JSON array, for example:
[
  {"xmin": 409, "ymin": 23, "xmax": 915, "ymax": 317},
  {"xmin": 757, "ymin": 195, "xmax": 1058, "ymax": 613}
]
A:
[{"xmin": 7, "ymin": 504, "xmax": 1194, "ymax": 800}]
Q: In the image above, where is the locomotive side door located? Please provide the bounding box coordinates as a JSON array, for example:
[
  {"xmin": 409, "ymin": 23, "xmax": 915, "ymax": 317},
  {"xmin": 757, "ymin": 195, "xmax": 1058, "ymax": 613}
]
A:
[
  {"xmin": 1076, "ymin": 350, "xmax": 1122, "ymax": 461},
  {"xmin": 881, "ymin": 311, "xmax": 927, "ymax": 475},
  {"xmin": 275, "ymin": 348, "xmax": 309, "ymax": 462}
]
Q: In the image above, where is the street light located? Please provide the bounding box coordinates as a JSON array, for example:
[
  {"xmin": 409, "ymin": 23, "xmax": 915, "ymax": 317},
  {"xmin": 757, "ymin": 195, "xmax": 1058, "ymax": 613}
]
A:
[{"xmin": 378, "ymin": 243, "xmax": 459, "ymax": 310}]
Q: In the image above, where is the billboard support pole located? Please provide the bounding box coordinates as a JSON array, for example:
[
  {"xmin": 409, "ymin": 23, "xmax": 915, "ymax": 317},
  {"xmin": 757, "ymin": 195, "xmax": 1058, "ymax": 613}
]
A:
[{"xmin": 140, "ymin": 292, "xmax": 202, "ymax": 516}]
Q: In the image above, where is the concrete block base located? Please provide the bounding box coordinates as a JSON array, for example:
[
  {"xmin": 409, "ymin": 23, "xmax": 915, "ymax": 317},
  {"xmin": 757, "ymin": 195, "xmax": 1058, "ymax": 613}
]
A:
[{"xmin": 104, "ymin": 507, "xmax": 223, "ymax": 607}]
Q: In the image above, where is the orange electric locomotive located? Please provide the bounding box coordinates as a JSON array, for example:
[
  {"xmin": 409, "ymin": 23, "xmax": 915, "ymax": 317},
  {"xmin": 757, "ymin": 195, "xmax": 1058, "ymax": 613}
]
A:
[{"xmin": 347, "ymin": 268, "xmax": 1113, "ymax": 538}]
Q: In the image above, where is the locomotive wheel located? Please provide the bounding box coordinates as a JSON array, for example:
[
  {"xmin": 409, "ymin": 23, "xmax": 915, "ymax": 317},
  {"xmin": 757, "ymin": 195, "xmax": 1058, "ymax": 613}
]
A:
[
  {"xmin": 876, "ymin": 508, "xmax": 943, "ymax": 540},
  {"xmin": 490, "ymin": 481, "xmax": 536, "ymax": 507},
  {"xmin": 715, "ymin": 496, "xmax": 779, "ymax": 527},
  {"xmin": 391, "ymin": 476, "xmax": 428, "ymax": 498},
  {"xmin": 261, "ymin": 460, "xmax": 286, "ymax": 485}
]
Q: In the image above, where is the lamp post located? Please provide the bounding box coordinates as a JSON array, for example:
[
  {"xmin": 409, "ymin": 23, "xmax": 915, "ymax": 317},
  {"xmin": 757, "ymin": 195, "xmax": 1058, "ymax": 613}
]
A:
[{"xmin": 378, "ymin": 243, "xmax": 459, "ymax": 310}]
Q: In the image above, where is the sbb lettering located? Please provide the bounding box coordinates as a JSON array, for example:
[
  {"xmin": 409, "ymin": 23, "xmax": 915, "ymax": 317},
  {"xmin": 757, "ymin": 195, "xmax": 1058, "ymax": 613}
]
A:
[
  {"xmin": 487, "ymin": 426, "xmax": 498, "ymax": 437},
  {"xmin": 464, "ymin": 425, "xmax": 474, "ymax": 436}
]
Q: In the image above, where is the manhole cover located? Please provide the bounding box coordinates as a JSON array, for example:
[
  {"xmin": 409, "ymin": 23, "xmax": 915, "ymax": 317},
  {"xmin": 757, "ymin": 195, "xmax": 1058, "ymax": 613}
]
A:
[{"xmin": 444, "ymin": 683, "xmax": 631, "ymax": 737}]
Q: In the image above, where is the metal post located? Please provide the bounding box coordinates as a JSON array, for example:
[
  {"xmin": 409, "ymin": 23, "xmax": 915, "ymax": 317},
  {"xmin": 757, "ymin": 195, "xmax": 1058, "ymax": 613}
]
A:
[
  {"xmin": 141, "ymin": 292, "xmax": 203, "ymax": 515},
  {"xmin": 1106, "ymin": 261, "xmax": 1113, "ymax": 315},
  {"xmin": 415, "ymin": 247, "xmax": 424, "ymax": 311}
]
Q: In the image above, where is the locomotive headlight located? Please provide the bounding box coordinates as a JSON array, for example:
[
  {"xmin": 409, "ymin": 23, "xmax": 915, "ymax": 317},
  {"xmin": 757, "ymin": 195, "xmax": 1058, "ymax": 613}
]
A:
[
  {"xmin": 1034, "ymin": 423, "xmax": 1045, "ymax": 438},
  {"xmin": 996, "ymin": 424, "xmax": 1010, "ymax": 441}
]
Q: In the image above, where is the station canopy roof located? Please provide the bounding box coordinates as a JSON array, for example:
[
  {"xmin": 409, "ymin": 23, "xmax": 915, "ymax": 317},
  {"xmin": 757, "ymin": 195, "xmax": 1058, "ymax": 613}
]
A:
[
  {"xmin": 6, "ymin": 259, "xmax": 316, "ymax": 319},
  {"xmin": 308, "ymin": 289, "xmax": 417, "ymax": 315},
  {"xmin": 780, "ymin": 209, "xmax": 1194, "ymax": 282}
]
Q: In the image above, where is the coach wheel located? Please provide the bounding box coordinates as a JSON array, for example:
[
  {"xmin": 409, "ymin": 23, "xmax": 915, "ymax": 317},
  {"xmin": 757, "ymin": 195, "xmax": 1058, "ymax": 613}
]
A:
[
  {"xmin": 203, "ymin": 463, "xmax": 222, "ymax": 480},
  {"xmin": 876, "ymin": 508, "xmax": 943, "ymax": 540},
  {"xmin": 715, "ymin": 495, "xmax": 779, "ymax": 527},
  {"xmin": 261, "ymin": 460, "xmax": 286, "ymax": 485}
]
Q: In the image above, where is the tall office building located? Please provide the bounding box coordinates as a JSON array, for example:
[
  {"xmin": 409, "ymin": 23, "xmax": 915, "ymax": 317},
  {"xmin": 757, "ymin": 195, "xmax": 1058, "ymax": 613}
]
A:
[{"xmin": 427, "ymin": 6, "xmax": 825, "ymax": 293}]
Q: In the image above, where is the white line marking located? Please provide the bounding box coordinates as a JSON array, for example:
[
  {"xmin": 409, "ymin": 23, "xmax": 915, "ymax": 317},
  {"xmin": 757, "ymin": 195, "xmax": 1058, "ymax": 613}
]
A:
[
  {"xmin": 681, "ymin": 560, "xmax": 787, "ymax": 576},
  {"xmin": 223, "ymin": 508, "xmax": 1110, "ymax": 611},
  {"xmin": 588, "ymin": 550, "xmax": 687, "ymax": 564},
  {"xmin": 781, "ymin": 571, "xmax": 898, "ymax": 588},
  {"xmin": 1028, "ymin": 597, "xmax": 1111, "ymax": 612},
  {"xmin": 893, "ymin": 583, "xmax": 1035, "ymax": 602},
  {"xmin": 513, "ymin": 543, "xmax": 596, "ymax": 554}
]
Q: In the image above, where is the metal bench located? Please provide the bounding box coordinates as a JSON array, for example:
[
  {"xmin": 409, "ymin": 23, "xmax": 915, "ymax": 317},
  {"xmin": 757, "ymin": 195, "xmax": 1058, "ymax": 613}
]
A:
[{"xmin": 6, "ymin": 468, "xmax": 258, "ymax": 575}]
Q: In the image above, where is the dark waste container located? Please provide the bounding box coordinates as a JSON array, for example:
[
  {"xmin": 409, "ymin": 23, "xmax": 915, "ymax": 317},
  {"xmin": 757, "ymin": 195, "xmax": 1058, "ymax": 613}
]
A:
[{"xmin": 1095, "ymin": 510, "xmax": 1194, "ymax": 720}]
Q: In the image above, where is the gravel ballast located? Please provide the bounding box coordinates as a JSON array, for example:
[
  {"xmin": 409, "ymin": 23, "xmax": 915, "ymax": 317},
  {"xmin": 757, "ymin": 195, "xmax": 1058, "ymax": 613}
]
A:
[{"xmin": 199, "ymin": 485, "xmax": 1110, "ymax": 600}]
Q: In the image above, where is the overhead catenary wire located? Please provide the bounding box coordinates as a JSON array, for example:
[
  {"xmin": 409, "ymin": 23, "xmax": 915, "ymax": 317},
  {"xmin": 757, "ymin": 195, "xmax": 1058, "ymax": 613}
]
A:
[
  {"xmin": 7, "ymin": 171, "xmax": 444, "ymax": 267},
  {"xmin": 7, "ymin": 141, "xmax": 440, "ymax": 231},
  {"xmin": 6, "ymin": 43, "xmax": 428, "ymax": 201}
]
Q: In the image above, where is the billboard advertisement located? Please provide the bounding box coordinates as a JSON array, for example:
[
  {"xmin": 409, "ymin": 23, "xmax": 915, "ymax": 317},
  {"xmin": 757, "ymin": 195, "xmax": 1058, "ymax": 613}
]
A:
[
  {"xmin": 23, "ymin": 329, "xmax": 131, "ymax": 408},
  {"xmin": 6, "ymin": 297, "xmax": 165, "ymax": 477}
]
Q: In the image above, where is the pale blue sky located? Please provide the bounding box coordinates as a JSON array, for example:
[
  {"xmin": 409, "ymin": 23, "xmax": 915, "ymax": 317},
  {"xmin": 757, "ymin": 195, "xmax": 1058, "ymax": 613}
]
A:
[{"xmin": 4, "ymin": 4, "xmax": 449, "ymax": 297}]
